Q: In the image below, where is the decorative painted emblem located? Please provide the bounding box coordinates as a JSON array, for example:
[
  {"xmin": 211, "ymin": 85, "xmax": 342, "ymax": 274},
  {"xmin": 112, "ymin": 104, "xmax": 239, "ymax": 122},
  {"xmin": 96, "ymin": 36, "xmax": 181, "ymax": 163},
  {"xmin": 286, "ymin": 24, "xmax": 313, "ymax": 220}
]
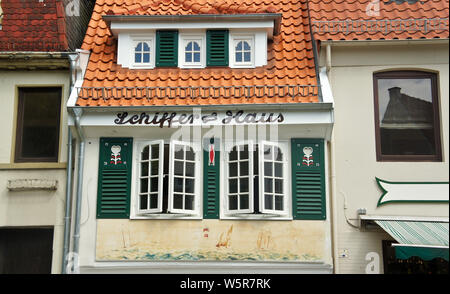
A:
[
  {"xmin": 208, "ymin": 138, "xmax": 215, "ymax": 166},
  {"xmin": 302, "ymin": 147, "xmax": 314, "ymax": 166},
  {"xmin": 110, "ymin": 145, "xmax": 122, "ymax": 165}
]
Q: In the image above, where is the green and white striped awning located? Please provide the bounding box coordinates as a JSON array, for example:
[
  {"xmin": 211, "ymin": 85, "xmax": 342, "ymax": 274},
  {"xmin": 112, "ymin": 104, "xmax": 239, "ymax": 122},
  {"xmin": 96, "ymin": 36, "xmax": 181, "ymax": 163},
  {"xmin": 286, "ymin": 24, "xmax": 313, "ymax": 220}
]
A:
[{"xmin": 375, "ymin": 220, "xmax": 449, "ymax": 261}]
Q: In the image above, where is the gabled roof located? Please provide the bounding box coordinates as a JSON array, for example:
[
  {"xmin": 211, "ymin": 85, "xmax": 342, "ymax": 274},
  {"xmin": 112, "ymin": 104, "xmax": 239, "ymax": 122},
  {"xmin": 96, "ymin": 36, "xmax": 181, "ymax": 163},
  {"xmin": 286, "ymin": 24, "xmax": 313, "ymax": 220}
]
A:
[
  {"xmin": 76, "ymin": 0, "xmax": 319, "ymax": 107},
  {"xmin": 0, "ymin": 0, "xmax": 68, "ymax": 52},
  {"xmin": 309, "ymin": 0, "xmax": 449, "ymax": 41}
]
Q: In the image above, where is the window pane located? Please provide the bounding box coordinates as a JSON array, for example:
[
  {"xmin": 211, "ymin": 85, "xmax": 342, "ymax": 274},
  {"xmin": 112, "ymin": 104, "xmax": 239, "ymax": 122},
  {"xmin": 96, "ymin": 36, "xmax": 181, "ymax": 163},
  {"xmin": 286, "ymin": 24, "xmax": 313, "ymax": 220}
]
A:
[
  {"xmin": 240, "ymin": 161, "xmax": 249, "ymax": 176},
  {"xmin": 150, "ymin": 177, "xmax": 158, "ymax": 192},
  {"xmin": 185, "ymin": 195, "xmax": 194, "ymax": 210},
  {"xmin": 244, "ymin": 51, "xmax": 251, "ymax": 62},
  {"xmin": 17, "ymin": 88, "xmax": 61, "ymax": 160},
  {"xmin": 140, "ymin": 178, "xmax": 148, "ymax": 193},
  {"xmin": 229, "ymin": 162, "xmax": 238, "ymax": 177},
  {"xmin": 274, "ymin": 162, "xmax": 283, "ymax": 177},
  {"xmin": 229, "ymin": 148, "xmax": 238, "ymax": 161},
  {"xmin": 229, "ymin": 179, "xmax": 238, "ymax": 194},
  {"xmin": 240, "ymin": 195, "xmax": 249, "ymax": 210},
  {"xmin": 142, "ymin": 146, "xmax": 149, "ymax": 160},
  {"xmin": 229, "ymin": 195, "xmax": 238, "ymax": 210},
  {"xmin": 139, "ymin": 195, "xmax": 148, "ymax": 210},
  {"xmin": 193, "ymin": 42, "xmax": 200, "ymax": 51},
  {"xmin": 135, "ymin": 53, "xmax": 141, "ymax": 63},
  {"xmin": 135, "ymin": 42, "xmax": 142, "ymax": 51},
  {"xmin": 275, "ymin": 196, "xmax": 283, "ymax": 211},
  {"xmin": 151, "ymin": 144, "xmax": 159, "ymax": 159},
  {"xmin": 174, "ymin": 145, "xmax": 184, "ymax": 159},
  {"xmin": 377, "ymin": 76, "xmax": 437, "ymax": 156},
  {"xmin": 236, "ymin": 41, "xmax": 243, "ymax": 51},
  {"xmin": 173, "ymin": 194, "xmax": 183, "ymax": 209},
  {"xmin": 185, "ymin": 162, "xmax": 195, "ymax": 177},
  {"xmin": 143, "ymin": 53, "xmax": 150, "ymax": 63},
  {"xmin": 174, "ymin": 177, "xmax": 183, "ymax": 193},
  {"xmin": 150, "ymin": 160, "xmax": 159, "ymax": 176},
  {"xmin": 264, "ymin": 146, "xmax": 272, "ymax": 160},
  {"xmin": 185, "ymin": 52, "xmax": 192, "ymax": 62},
  {"xmin": 174, "ymin": 160, "xmax": 184, "ymax": 176},
  {"xmin": 186, "ymin": 147, "xmax": 195, "ymax": 161},
  {"xmin": 141, "ymin": 162, "xmax": 148, "ymax": 177},
  {"xmin": 185, "ymin": 178, "xmax": 195, "ymax": 194},
  {"xmin": 239, "ymin": 145, "xmax": 249, "ymax": 159},
  {"xmin": 264, "ymin": 178, "xmax": 273, "ymax": 193},
  {"xmin": 240, "ymin": 177, "xmax": 249, "ymax": 193},
  {"xmin": 274, "ymin": 147, "xmax": 283, "ymax": 161},
  {"xmin": 243, "ymin": 41, "xmax": 251, "ymax": 51},
  {"xmin": 143, "ymin": 42, "xmax": 150, "ymax": 51},
  {"xmin": 194, "ymin": 52, "xmax": 200, "ymax": 63},
  {"xmin": 275, "ymin": 179, "xmax": 283, "ymax": 194},
  {"xmin": 150, "ymin": 194, "xmax": 158, "ymax": 209},
  {"xmin": 235, "ymin": 52, "xmax": 242, "ymax": 62},
  {"xmin": 264, "ymin": 162, "xmax": 273, "ymax": 177},
  {"xmin": 186, "ymin": 42, "xmax": 193, "ymax": 51},
  {"xmin": 264, "ymin": 194, "xmax": 273, "ymax": 210}
]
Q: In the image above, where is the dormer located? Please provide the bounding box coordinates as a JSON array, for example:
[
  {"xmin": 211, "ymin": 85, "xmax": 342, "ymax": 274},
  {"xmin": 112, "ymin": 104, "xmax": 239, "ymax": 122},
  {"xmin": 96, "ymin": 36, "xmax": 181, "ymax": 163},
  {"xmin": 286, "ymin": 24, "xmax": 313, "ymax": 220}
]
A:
[{"xmin": 103, "ymin": 14, "xmax": 282, "ymax": 69}]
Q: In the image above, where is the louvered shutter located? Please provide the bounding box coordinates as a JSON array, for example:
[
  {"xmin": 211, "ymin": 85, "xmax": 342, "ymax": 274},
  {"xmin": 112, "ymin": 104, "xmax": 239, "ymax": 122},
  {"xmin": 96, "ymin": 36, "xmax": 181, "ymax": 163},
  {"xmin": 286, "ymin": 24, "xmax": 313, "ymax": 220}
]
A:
[
  {"xmin": 156, "ymin": 30, "xmax": 178, "ymax": 67},
  {"xmin": 203, "ymin": 137, "xmax": 220, "ymax": 219},
  {"xmin": 206, "ymin": 30, "xmax": 228, "ymax": 66},
  {"xmin": 97, "ymin": 137, "xmax": 133, "ymax": 219},
  {"xmin": 291, "ymin": 139, "xmax": 326, "ymax": 220}
]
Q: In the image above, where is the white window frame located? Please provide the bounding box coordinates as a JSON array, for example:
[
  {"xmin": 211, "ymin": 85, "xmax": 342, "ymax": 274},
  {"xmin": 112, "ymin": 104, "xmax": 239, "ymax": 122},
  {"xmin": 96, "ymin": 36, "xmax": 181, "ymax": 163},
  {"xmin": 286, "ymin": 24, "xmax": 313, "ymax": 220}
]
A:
[
  {"xmin": 223, "ymin": 141, "xmax": 254, "ymax": 215},
  {"xmin": 130, "ymin": 36, "xmax": 155, "ymax": 69},
  {"xmin": 135, "ymin": 140, "xmax": 164, "ymax": 214},
  {"xmin": 168, "ymin": 140, "xmax": 201, "ymax": 215},
  {"xmin": 259, "ymin": 140, "xmax": 289, "ymax": 216},
  {"xmin": 229, "ymin": 34, "xmax": 255, "ymax": 68},
  {"xmin": 178, "ymin": 33, "xmax": 206, "ymax": 68}
]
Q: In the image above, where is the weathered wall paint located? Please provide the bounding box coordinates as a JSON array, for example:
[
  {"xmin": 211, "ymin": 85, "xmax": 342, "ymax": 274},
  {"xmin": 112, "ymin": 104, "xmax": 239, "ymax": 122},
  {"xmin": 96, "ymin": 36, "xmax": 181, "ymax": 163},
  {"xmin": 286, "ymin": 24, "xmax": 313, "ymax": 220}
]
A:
[{"xmin": 96, "ymin": 219, "xmax": 326, "ymax": 262}]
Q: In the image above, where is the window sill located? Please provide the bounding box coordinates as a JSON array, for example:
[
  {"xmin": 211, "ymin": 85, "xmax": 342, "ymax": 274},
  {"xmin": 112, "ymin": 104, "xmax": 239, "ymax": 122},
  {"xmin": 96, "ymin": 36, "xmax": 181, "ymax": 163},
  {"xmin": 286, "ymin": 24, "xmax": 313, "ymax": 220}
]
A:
[
  {"xmin": 0, "ymin": 162, "xmax": 67, "ymax": 170},
  {"xmin": 130, "ymin": 213, "xmax": 202, "ymax": 220}
]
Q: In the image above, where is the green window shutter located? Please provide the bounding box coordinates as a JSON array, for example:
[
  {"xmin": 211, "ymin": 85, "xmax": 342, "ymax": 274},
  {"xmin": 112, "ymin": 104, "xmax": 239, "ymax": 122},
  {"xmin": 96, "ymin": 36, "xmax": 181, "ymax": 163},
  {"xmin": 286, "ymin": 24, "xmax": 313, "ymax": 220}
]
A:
[
  {"xmin": 156, "ymin": 30, "xmax": 178, "ymax": 67},
  {"xmin": 291, "ymin": 139, "xmax": 326, "ymax": 220},
  {"xmin": 203, "ymin": 137, "xmax": 220, "ymax": 219},
  {"xmin": 206, "ymin": 30, "xmax": 228, "ymax": 66},
  {"xmin": 97, "ymin": 137, "xmax": 133, "ymax": 219}
]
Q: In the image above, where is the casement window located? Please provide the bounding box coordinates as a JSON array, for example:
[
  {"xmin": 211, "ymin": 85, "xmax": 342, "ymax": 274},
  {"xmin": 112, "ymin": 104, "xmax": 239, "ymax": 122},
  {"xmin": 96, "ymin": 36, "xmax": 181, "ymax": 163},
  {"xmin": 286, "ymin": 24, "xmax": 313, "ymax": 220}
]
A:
[
  {"xmin": 131, "ymin": 37, "xmax": 155, "ymax": 68},
  {"xmin": 230, "ymin": 35, "xmax": 254, "ymax": 68},
  {"xmin": 14, "ymin": 87, "xmax": 62, "ymax": 163},
  {"xmin": 133, "ymin": 140, "xmax": 201, "ymax": 217},
  {"xmin": 179, "ymin": 34, "xmax": 205, "ymax": 68},
  {"xmin": 373, "ymin": 71, "xmax": 442, "ymax": 161},
  {"xmin": 223, "ymin": 141, "xmax": 289, "ymax": 217}
]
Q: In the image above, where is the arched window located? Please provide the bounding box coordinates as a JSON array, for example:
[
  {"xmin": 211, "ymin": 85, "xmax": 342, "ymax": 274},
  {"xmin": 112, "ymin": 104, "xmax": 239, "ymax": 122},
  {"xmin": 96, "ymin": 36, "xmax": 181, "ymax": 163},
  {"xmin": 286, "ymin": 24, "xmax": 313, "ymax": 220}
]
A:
[
  {"xmin": 235, "ymin": 40, "xmax": 251, "ymax": 63},
  {"xmin": 185, "ymin": 41, "xmax": 201, "ymax": 63},
  {"xmin": 134, "ymin": 41, "xmax": 151, "ymax": 64},
  {"xmin": 373, "ymin": 70, "xmax": 442, "ymax": 161}
]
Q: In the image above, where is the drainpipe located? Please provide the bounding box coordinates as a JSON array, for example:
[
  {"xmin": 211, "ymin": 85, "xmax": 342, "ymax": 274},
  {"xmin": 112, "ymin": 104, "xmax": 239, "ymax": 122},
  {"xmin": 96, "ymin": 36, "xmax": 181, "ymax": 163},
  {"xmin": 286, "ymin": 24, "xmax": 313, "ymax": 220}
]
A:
[
  {"xmin": 61, "ymin": 53, "xmax": 78, "ymax": 274},
  {"xmin": 70, "ymin": 107, "xmax": 85, "ymax": 274}
]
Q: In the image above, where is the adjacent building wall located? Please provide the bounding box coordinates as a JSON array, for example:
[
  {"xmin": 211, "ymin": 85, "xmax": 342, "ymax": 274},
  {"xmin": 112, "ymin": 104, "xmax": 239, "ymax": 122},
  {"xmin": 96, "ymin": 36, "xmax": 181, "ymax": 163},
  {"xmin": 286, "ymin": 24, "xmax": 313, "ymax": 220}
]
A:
[
  {"xmin": 322, "ymin": 42, "xmax": 449, "ymax": 273},
  {"xmin": 0, "ymin": 70, "xmax": 70, "ymax": 273}
]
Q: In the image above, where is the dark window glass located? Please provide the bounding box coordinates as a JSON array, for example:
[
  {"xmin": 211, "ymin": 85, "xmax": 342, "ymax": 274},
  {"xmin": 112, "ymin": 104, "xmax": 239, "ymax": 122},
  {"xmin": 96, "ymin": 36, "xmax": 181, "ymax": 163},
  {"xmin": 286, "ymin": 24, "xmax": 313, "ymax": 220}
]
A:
[
  {"xmin": 374, "ymin": 71, "xmax": 441, "ymax": 161},
  {"xmin": 15, "ymin": 87, "xmax": 61, "ymax": 162}
]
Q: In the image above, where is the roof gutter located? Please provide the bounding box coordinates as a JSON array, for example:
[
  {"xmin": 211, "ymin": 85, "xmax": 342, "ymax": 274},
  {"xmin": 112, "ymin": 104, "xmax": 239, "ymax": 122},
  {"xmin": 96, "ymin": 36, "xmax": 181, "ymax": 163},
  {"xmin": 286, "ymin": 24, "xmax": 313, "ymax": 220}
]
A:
[{"xmin": 102, "ymin": 13, "xmax": 283, "ymax": 35}]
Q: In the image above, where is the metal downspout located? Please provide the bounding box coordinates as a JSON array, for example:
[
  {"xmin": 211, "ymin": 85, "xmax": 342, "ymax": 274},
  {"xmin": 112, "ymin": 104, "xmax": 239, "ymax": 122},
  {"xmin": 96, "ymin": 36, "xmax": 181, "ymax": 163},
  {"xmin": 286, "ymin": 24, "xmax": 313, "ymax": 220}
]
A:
[
  {"xmin": 61, "ymin": 53, "xmax": 77, "ymax": 274},
  {"xmin": 71, "ymin": 107, "xmax": 85, "ymax": 273}
]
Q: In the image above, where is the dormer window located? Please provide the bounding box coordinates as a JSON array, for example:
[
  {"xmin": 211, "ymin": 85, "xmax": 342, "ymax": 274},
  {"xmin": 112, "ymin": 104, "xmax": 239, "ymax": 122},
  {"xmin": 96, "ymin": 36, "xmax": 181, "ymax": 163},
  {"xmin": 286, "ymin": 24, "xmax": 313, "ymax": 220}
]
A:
[
  {"xmin": 131, "ymin": 37, "xmax": 155, "ymax": 68},
  {"xmin": 180, "ymin": 33, "xmax": 205, "ymax": 68},
  {"xmin": 231, "ymin": 35, "xmax": 254, "ymax": 67}
]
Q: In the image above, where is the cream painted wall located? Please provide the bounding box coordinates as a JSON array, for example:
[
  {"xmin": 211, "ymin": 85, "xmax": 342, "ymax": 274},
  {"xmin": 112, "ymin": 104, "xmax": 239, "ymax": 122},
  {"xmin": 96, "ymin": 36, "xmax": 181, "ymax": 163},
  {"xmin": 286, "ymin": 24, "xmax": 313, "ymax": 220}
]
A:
[
  {"xmin": 75, "ymin": 124, "xmax": 334, "ymax": 272},
  {"xmin": 322, "ymin": 42, "xmax": 449, "ymax": 274},
  {"xmin": 0, "ymin": 70, "xmax": 71, "ymax": 274}
]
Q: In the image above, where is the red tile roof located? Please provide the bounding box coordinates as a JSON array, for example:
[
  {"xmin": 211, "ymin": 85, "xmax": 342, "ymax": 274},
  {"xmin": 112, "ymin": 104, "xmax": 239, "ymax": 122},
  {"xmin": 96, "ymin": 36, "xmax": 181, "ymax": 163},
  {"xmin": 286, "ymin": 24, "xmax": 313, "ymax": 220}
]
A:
[
  {"xmin": 309, "ymin": 0, "xmax": 449, "ymax": 41},
  {"xmin": 76, "ymin": 0, "xmax": 319, "ymax": 107},
  {"xmin": 0, "ymin": 0, "xmax": 68, "ymax": 51}
]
